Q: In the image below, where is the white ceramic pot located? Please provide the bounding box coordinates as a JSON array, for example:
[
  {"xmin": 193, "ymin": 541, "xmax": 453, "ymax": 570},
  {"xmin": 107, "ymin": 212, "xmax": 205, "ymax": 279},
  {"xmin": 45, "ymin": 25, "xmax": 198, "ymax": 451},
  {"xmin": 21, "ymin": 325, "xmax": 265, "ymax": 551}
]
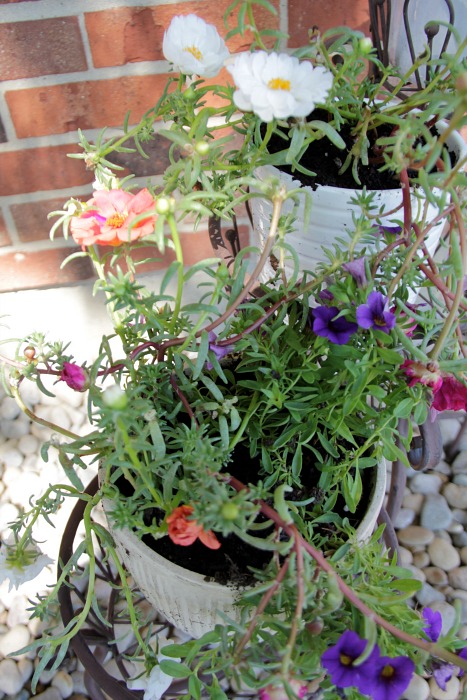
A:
[
  {"xmin": 250, "ymin": 126, "xmax": 466, "ymax": 282},
  {"xmin": 101, "ymin": 460, "xmax": 386, "ymax": 638}
]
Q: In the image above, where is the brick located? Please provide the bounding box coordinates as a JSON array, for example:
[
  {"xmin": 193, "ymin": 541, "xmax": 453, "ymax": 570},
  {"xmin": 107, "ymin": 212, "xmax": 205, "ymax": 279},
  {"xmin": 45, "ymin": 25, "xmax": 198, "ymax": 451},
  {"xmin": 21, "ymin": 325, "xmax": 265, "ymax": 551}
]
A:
[
  {"xmin": 0, "ymin": 18, "xmax": 87, "ymax": 81},
  {"xmin": 108, "ymin": 134, "xmax": 171, "ymax": 177},
  {"xmin": 0, "ymin": 211, "xmax": 11, "ymax": 248},
  {"xmin": 0, "ymin": 248, "xmax": 95, "ymax": 292},
  {"xmin": 6, "ymin": 74, "xmax": 172, "ymax": 138},
  {"xmin": 85, "ymin": 0, "xmax": 279, "ymax": 68},
  {"xmin": 10, "ymin": 197, "xmax": 77, "ymax": 243},
  {"xmin": 0, "ymin": 145, "xmax": 94, "ymax": 197},
  {"xmin": 288, "ymin": 0, "xmax": 370, "ymax": 47}
]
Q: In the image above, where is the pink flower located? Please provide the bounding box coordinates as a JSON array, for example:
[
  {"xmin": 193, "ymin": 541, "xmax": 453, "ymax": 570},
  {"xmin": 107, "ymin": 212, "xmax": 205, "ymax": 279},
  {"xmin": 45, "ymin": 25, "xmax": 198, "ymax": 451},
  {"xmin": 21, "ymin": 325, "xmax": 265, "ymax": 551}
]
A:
[
  {"xmin": 166, "ymin": 505, "xmax": 221, "ymax": 550},
  {"xmin": 432, "ymin": 375, "xmax": 467, "ymax": 412},
  {"xmin": 400, "ymin": 360, "xmax": 443, "ymax": 391},
  {"xmin": 259, "ymin": 678, "xmax": 307, "ymax": 700},
  {"xmin": 70, "ymin": 188, "xmax": 156, "ymax": 247},
  {"xmin": 60, "ymin": 362, "xmax": 89, "ymax": 392}
]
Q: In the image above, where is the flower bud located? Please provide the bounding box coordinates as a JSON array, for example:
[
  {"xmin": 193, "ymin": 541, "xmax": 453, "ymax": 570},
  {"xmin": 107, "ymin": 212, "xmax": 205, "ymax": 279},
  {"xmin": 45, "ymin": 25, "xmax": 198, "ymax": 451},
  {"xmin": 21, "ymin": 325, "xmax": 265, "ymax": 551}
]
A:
[
  {"xmin": 102, "ymin": 385, "xmax": 127, "ymax": 410},
  {"xmin": 221, "ymin": 502, "xmax": 239, "ymax": 521},
  {"xmin": 155, "ymin": 197, "xmax": 171, "ymax": 215},
  {"xmin": 259, "ymin": 677, "xmax": 307, "ymax": 700},
  {"xmin": 60, "ymin": 362, "xmax": 89, "ymax": 392},
  {"xmin": 359, "ymin": 37, "xmax": 373, "ymax": 54},
  {"xmin": 24, "ymin": 346, "xmax": 36, "ymax": 361},
  {"xmin": 194, "ymin": 141, "xmax": 210, "ymax": 156}
]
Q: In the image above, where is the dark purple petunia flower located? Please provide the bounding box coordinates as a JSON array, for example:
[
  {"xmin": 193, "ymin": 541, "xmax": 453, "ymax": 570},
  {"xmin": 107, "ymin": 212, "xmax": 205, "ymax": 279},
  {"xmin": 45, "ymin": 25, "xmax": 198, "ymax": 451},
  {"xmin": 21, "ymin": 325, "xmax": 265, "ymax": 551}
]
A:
[
  {"xmin": 458, "ymin": 647, "xmax": 467, "ymax": 677},
  {"xmin": 370, "ymin": 655, "xmax": 415, "ymax": 700},
  {"xmin": 378, "ymin": 224, "xmax": 402, "ymax": 236},
  {"xmin": 312, "ymin": 306, "xmax": 358, "ymax": 345},
  {"xmin": 205, "ymin": 331, "xmax": 235, "ymax": 370},
  {"xmin": 321, "ymin": 630, "xmax": 380, "ymax": 694},
  {"xmin": 343, "ymin": 257, "xmax": 367, "ymax": 287},
  {"xmin": 356, "ymin": 291, "xmax": 396, "ymax": 334},
  {"xmin": 422, "ymin": 607, "xmax": 442, "ymax": 642},
  {"xmin": 433, "ymin": 662, "xmax": 455, "ymax": 690}
]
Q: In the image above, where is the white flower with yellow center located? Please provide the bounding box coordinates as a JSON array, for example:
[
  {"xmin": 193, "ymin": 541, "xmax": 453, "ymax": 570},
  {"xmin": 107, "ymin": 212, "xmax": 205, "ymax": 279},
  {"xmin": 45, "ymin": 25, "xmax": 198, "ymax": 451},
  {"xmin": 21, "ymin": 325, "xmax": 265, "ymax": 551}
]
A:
[
  {"xmin": 227, "ymin": 51, "xmax": 334, "ymax": 122},
  {"xmin": 163, "ymin": 14, "xmax": 230, "ymax": 78}
]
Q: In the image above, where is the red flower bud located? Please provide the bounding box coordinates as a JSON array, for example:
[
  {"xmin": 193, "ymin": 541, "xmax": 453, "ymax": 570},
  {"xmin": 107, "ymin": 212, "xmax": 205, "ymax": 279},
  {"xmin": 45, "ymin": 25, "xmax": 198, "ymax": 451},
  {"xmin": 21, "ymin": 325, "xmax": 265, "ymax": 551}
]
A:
[{"xmin": 60, "ymin": 362, "xmax": 89, "ymax": 392}]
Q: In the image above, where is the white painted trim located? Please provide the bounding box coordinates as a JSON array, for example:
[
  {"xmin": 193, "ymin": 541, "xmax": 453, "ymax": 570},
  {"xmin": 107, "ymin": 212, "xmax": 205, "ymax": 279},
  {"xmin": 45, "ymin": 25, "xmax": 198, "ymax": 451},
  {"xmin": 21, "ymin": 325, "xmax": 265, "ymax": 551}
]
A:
[{"xmin": 0, "ymin": 0, "xmax": 190, "ymax": 22}]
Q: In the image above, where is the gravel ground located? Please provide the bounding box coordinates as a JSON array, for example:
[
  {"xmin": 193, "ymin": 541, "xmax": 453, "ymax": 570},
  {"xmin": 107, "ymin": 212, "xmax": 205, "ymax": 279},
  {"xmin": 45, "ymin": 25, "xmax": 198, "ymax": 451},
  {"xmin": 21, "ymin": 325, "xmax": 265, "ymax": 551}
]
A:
[{"xmin": 0, "ymin": 382, "xmax": 466, "ymax": 699}]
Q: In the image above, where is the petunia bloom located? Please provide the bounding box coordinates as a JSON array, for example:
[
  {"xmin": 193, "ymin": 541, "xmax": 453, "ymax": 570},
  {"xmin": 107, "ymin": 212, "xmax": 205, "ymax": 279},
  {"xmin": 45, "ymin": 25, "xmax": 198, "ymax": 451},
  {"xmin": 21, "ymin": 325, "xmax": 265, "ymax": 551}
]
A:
[
  {"xmin": 312, "ymin": 306, "xmax": 358, "ymax": 345},
  {"xmin": 400, "ymin": 360, "xmax": 443, "ymax": 391},
  {"xmin": 433, "ymin": 661, "xmax": 456, "ymax": 691},
  {"xmin": 343, "ymin": 257, "xmax": 368, "ymax": 287},
  {"xmin": 431, "ymin": 374, "xmax": 467, "ymax": 412},
  {"xmin": 259, "ymin": 677, "xmax": 307, "ymax": 700},
  {"xmin": 227, "ymin": 51, "xmax": 333, "ymax": 123},
  {"xmin": 163, "ymin": 14, "xmax": 229, "ymax": 77},
  {"xmin": 0, "ymin": 543, "xmax": 53, "ymax": 593},
  {"xmin": 166, "ymin": 505, "xmax": 221, "ymax": 550},
  {"xmin": 370, "ymin": 655, "xmax": 415, "ymax": 700},
  {"xmin": 206, "ymin": 331, "xmax": 235, "ymax": 370},
  {"xmin": 60, "ymin": 362, "xmax": 89, "ymax": 392},
  {"xmin": 321, "ymin": 630, "xmax": 380, "ymax": 694},
  {"xmin": 70, "ymin": 189, "xmax": 156, "ymax": 247},
  {"xmin": 422, "ymin": 607, "xmax": 442, "ymax": 642},
  {"xmin": 356, "ymin": 291, "xmax": 396, "ymax": 334}
]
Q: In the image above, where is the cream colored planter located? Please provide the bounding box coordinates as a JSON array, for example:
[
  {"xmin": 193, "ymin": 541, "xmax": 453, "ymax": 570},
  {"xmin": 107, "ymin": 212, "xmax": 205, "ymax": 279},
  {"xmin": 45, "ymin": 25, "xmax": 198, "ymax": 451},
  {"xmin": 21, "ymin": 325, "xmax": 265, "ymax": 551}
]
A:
[
  {"xmin": 251, "ymin": 126, "xmax": 466, "ymax": 283},
  {"xmin": 102, "ymin": 459, "xmax": 386, "ymax": 638}
]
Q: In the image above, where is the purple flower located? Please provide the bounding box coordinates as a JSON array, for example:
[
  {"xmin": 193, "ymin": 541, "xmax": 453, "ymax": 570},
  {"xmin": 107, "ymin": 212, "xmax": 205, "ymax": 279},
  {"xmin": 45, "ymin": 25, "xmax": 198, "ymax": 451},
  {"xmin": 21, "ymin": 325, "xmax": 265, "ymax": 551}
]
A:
[
  {"xmin": 356, "ymin": 291, "xmax": 396, "ymax": 334},
  {"xmin": 458, "ymin": 647, "xmax": 467, "ymax": 677},
  {"xmin": 312, "ymin": 306, "xmax": 358, "ymax": 345},
  {"xmin": 343, "ymin": 257, "xmax": 367, "ymax": 287},
  {"xmin": 205, "ymin": 331, "xmax": 235, "ymax": 370},
  {"xmin": 321, "ymin": 630, "xmax": 380, "ymax": 693},
  {"xmin": 370, "ymin": 655, "xmax": 415, "ymax": 700},
  {"xmin": 378, "ymin": 224, "xmax": 402, "ymax": 236},
  {"xmin": 433, "ymin": 662, "xmax": 455, "ymax": 690},
  {"xmin": 60, "ymin": 362, "xmax": 89, "ymax": 392},
  {"xmin": 422, "ymin": 607, "xmax": 442, "ymax": 642}
]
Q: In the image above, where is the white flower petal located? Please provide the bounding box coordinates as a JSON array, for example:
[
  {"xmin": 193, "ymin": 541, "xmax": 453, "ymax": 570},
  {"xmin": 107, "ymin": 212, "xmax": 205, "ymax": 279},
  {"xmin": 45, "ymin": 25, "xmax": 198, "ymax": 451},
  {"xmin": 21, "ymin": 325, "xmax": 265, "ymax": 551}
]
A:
[
  {"xmin": 163, "ymin": 14, "xmax": 229, "ymax": 78},
  {"xmin": 227, "ymin": 51, "xmax": 334, "ymax": 122},
  {"xmin": 0, "ymin": 545, "xmax": 54, "ymax": 593}
]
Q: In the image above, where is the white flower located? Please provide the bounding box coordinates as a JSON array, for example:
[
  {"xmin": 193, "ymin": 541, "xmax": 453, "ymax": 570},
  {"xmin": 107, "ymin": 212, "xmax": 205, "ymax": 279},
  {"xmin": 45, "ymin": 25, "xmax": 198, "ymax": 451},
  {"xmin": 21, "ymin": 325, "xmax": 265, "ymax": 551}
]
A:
[
  {"xmin": 227, "ymin": 51, "xmax": 334, "ymax": 123},
  {"xmin": 163, "ymin": 14, "xmax": 230, "ymax": 78},
  {"xmin": 0, "ymin": 544, "xmax": 53, "ymax": 593}
]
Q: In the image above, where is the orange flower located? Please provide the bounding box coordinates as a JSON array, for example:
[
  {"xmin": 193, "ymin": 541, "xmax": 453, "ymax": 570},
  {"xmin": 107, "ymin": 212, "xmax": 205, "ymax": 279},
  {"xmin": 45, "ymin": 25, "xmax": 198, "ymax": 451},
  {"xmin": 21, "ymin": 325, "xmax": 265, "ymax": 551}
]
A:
[
  {"xmin": 166, "ymin": 505, "xmax": 221, "ymax": 550},
  {"xmin": 70, "ymin": 188, "xmax": 156, "ymax": 247}
]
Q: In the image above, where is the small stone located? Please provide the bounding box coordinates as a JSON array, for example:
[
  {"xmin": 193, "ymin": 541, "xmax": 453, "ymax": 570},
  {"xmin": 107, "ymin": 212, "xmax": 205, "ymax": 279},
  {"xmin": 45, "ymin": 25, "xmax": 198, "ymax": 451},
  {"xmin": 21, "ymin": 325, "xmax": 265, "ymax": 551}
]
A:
[
  {"xmin": 405, "ymin": 565, "xmax": 426, "ymax": 583},
  {"xmin": 0, "ymin": 399, "xmax": 21, "ymax": 421},
  {"xmin": 0, "ymin": 624, "xmax": 31, "ymax": 658},
  {"xmin": 453, "ymin": 473, "xmax": 467, "ymax": 486},
  {"xmin": 428, "ymin": 538, "xmax": 460, "ymax": 571},
  {"xmin": 448, "ymin": 567, "xmax": 467, "ymax": 591},
  {"xmin": 399, "ymin": 547, "xmax": 413, "ymax": 567},
  {"xmin": 443, "ymin": 482, "xmax": 467, "ymax": 509},
  {"xmin": 398, "ymin": 525, "xmax": 435, "ymax": 548},
  {"xmin": 402, "ymin": 492, "xmax": 424, "ymax": 514},
  {"xmin": 410, "ymin": 472, "xmax": 443, "ymax": 494},
  {"xmin": 70, "ymin": 670, "xmax": 86, "ymax": 694},
  {"xmin": 415, "ymin": 582, "xmax": 445, "ymax": 606},
  {"xmin": 0, "ymin": 502, "xmax": 19, "ymax": 532},
  {"xmin": 34, "ymin": 689, "xmax": 62, "ymax": 700},
  {"xmin": 0, "ymin": 417, "xmax": 30, "ymax": 439},
  {"xmin": 420, "ymin": 494, "xmax": 453, "ymax": 531},
  {"xmin": 52, "ymin": 670, "xmax": 74, "ymax": 699},
  {"xmin": 402, "ymin": 673, "xmax": 430, "ymax": 700},
  {"xmin": 394, "ymin": 507, "xmax": 415, "ymax": 529},
  {"xmin": 452, "ymin": 451, "xmax": 467, "ymax": 473},
  {"xmin": 453, "ymin": 531, "xmax": 467, "ymax": 548},
  {"xmin": 17, "ymin": 657, "xmax": 33, "ymax": 683},
  {"xmin": 423, "ymin": 566, "xmax": 448, "ymax": 586},
  {"xmin": 447, "ymin": 520, "xmax": 464, "ymax": 534},
  {"xmin": 428, "ymin": 675, "xmax": 460, "ymax": 700},
  {"xmin": 17, "ymin": 434, "xmax": 39, "ymax": 456},
  {"xmin": 5, "ymin": 474, "xmax": 44, "ymax": 509},
  {"xmin": 452, "ymin": 508, "xmax": 467, "ymax": 525},
  {"xmin": 412, "ymin": 551, "xmax": 430, "ymax": 569},
  {"xmin": 6, "ymin": 596, "xmax": 32, "ymax": 628},
  {"xmin": 0, "ymin": 445, "xmax": 23, "ymax": 470},
  {"xmin": 0, "ymin": 657, "xmax": 23, "ymax": 694}
]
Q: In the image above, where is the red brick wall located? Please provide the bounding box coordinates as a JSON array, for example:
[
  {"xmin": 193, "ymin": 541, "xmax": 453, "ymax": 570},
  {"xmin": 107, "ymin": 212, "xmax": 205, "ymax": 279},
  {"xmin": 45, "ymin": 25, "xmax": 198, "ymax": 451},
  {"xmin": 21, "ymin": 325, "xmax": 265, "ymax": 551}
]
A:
[{"xmin": 0, "ymin": 0, "xmax": 370, "ymax": 293}]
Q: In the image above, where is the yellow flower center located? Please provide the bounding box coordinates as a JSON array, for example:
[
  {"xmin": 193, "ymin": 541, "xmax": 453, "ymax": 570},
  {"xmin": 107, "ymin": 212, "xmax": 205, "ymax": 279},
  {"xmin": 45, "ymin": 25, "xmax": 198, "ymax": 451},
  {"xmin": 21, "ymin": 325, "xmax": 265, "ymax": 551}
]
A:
[
  {"xmin": 184, "ymin": 45, "xmax": 203, "ymax": 61},
  {"xmin": 339, "ymin": 654, "xmax": 352, "ymax": 666},
  {"xmin": 268, "ymin": 77, "xmax": 291, "ymax": 91},
  {"xmin": 106, "ymin": 212, "xmax": 127, "ymax": 229},
  {"xmin": 381, "ymin": 665, "xmax": 395, "ymax": 679}
]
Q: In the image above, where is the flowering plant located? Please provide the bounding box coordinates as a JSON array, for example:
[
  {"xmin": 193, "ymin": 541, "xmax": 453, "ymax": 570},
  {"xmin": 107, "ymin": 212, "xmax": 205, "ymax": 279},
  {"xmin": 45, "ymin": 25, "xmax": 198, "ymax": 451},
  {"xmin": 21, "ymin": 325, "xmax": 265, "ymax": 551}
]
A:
[{"xmin": 1, "ymin": 2, "xmax": 467, "ymax": 698}]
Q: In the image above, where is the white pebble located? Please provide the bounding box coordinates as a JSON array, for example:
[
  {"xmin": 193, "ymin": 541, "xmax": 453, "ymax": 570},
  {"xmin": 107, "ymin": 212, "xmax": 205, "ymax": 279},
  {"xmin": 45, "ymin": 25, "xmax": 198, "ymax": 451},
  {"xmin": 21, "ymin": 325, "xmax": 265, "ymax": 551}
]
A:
[
  {"xmin": 0, "ymin": 502, "xmax": 19, "ymax": 531},
  {"xmin": 428, "ymin": 675, "xmax": 460, "ymax": 700},
  {"xmin": 0, "ymin": 445, "xmax": 23, "ymax": 469},
  {"xmin": 398, "ymin": 526, "xmax": 435, "ymax": 548},
  {"xmin": 420, "ymin": 494, "xmax": 453, "ymax": 531},
  {"xmin": 394, "ymin": 507, "xmax": 415, "ymax": 529},
  {"xmin": 0, "ymin": 399, "xmax": 21, "ymax": 421},
  {"xmin": 6, "ymin": 595, "xmax": 33, "ymax": 628},
  {"xmin": 34, "ymin": 688, "xmax": 62, "ymax": 700},
  {"xmin": 461, "ymin": 546, "xmax": 467, "ymax": 565},
  {"xmin": 412, "ymin": 551, "xmax": 430, "ymax": 569},
  {"xmin": 415, "ymin": 582, "xmax": 446, "ymax": 606},
  {"xmin": 410, "ymin": 472, "xmax": 443, "ymax": 494},
  {"xmin": 0, "ymin": 417, "xmax": 30, "ymax": 439},
  {"xmin": 0, "ymin": 657, "xmax": 24, "ymax": 694},
  {"xmin": 5, "ymin": 473, "xmax": 44, "ymax": 508},
  {"xmin": 443, "ymin": 482, "xmax": 467, "ymax": 509},
  {"xmin": 0, "ymin": 624, "xmax": 31, "ymax": 658},
  {"xmin": 428, "ymin": 538, "xmax": 460, "ymax": 571},
  {"xmin": 402, "ymin": 673, "xmax": 430, "ymax": 700},
  {"xmin": 51, "ymin": 669, "xmax": 74, "ymax": 698},
  {"xmin": 423, "ymin": 567, "xmax": 448, "ymax": 586},
  {"xmin": 399, "ymin": 547, "xmax": 413, "ymax": 567},
  {"xmin": 17, "ymin": 656, "xmax": 33, "ymax": 683},
  {"xmin": 448, "ymin": 567, "xmax": 467, "ymax": 591},
  {"xmin": 17, "ymin": 434, "xmax": 39, "ymax": 456}
]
